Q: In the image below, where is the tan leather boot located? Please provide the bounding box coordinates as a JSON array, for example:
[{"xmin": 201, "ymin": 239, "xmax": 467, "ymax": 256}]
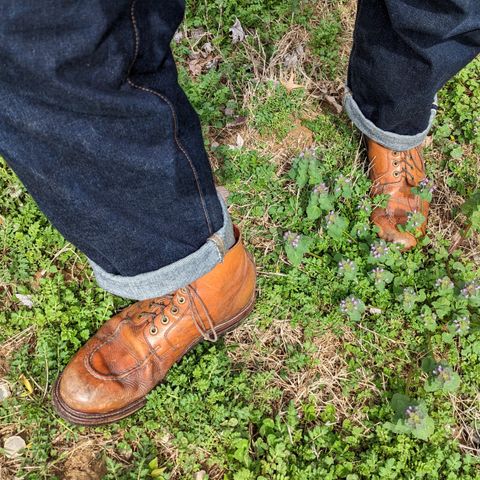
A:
[
  {"xmin": 52, "ymin": 226, "xmax": 256, "ymax": 425},
  {"xmin": 368, "ymin": 139, "xmax": 429, "ymax": 251}
]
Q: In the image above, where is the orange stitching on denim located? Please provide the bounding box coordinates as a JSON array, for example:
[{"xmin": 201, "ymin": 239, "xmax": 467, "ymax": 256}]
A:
[{"xmin": 127, "ymin": 0, "xmax": 214, "ymax": 234}]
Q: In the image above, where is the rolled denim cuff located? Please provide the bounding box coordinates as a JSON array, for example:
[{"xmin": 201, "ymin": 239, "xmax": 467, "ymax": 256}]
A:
[
  {"xmin": 344, "ymin": 88, "xmax": 437, "ymax": 151},
  {"xmin": 88, "ymin": 193, "xmax": 235, "ymax": 300}
]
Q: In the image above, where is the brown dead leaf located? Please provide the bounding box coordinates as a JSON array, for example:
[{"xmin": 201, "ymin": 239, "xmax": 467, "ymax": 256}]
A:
[
  {"xmin": 280, "ymin": 71, "xmax": 306, "ymax": 93},
  {"xmin": 226, "ymin": 116, "xmax": 248, "ymax": 128},
  {"xmin": 324, "ymin": 95, "xmax": 343, "ymax": 115},
  {"xmin": 188, "ymin": 52, "xmax": 220, "ymax": 77}
]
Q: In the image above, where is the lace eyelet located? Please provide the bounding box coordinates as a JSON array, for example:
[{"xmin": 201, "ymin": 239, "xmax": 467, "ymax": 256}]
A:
[
  {"xmin": 393, "ymin": 171, "xmax": 400, "ymax": 178},
  {"xmin": 177, "ymin": 296, "xmax": 186, "ymax": 304},
  {"xmin": 393, "ymin": 151, "xmax": 399, "ymax": 156},
  {"xmin": 179, "ymin": 287, "xmax": 188, "ymax": 294},
  {"xmin": 171, "ymin": 306, "xmax": 179, "ymax": 315},
  {"xmin": 161, "ymin": 315, "xmax": 169, "ymax": 325},
  {"xmin": 392, "ymin": 161, "xmax": 399, "ymax": 167},
  {"xmin": 150, "ymin": 326, "xmax": 158, "ymax": 335}
]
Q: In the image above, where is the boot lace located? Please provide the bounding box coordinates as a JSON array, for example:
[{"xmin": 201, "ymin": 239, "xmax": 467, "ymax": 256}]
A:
[{"xmin": 138, "ymin": 287, "xmax": 218, "ymax": 342}]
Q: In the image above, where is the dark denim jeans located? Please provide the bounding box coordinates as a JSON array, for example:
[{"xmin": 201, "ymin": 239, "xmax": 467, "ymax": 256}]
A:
[
  {"xmin": 345, "ymin": 0, "xmax": 480, "ymax": 151},
  {"xmin": 0, "ymin": 0, "xmax": 235, "ymax": 299}
]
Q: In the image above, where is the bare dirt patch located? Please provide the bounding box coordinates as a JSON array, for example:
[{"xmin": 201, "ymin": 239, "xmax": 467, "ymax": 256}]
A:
[{"xmin": 61, "ymin": 441, "xmax": 106, "ymax": 480}]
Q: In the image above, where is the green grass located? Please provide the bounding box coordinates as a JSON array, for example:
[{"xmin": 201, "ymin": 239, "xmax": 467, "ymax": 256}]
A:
[{"xmin": 1, "ymin": 1, "xmax": 480, "ymax": 479}]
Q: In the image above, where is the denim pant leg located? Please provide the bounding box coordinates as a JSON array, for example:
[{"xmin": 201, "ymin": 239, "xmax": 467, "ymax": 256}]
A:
[
  {"xmin": 0, "ymin": 1, "xmax": 234, "ymax": 300},
  {"xmin": 345, "ymin": 0, "xmax": 480, "ymax": 150}
]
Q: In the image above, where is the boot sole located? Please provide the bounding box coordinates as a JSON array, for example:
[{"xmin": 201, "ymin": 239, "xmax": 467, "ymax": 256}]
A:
[{"xmin": 52, "ymin": 292, "xmax": 256, "ymax": 426}]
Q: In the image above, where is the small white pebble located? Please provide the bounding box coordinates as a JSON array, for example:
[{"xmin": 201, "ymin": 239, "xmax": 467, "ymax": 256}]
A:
[
  {"xmin": 194, "ymin": 470, "xmax": 207, "ymax": 480},
  {"xmin": 0, "ymin": 382, "xmax": 11, "ymax": 401},
  {"xmin": 16, "ymin": 294, "xmax": 34, "ymax": 308},
  {"xmin": 4, "ymin": 436, "xmax": 26, "ymax": 459}
]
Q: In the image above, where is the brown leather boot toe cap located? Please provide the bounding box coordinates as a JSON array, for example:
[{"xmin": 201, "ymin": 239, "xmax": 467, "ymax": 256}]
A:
[{"xmin": 371, "ymin": 207, "xmax": 418, "ymax": 251}]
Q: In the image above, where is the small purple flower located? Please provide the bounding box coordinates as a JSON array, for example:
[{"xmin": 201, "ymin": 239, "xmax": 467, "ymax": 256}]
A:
[
  {"xmin": 435, "ymin": 276, "xmax": 454, "ymax": 290},
  {"xmin": 406, "ymin": 210, "xmax": 424, "ymax": 229},
  {"xmin": 340, "ymin": 296, "xmax": 363, "ymax": 313},
  {"xmin": 370, "ymin": 240, "xmax": 389, "ymax": 259},
  {"xmin": 371, "ymin": 267, "xmax": 385, "ymax": 282},
  {"xmin": 297, "ymin": 147, "xmax": 317, "ymax": 160},
  {"xmin": 432, "ymin": 364, "xmax": 453, "ymax": 383},
  {"xmin": 405, "ymin": 405, "xmax": 424, "ymax": 427},
  {"xmin": 284, "ymin": 231, "xmax": 301, "ymax": 248},
  {"xmin": 460, "ymin": 281, "xmax": 480, "ymax": 298},
  {"xmin": 419, "ymin": 177, "xmax": 435, "ymax": 193},
  {"xmin": 313, "ymin": 183, "xmax": 329, "ymax": 195},
  {"xmin": 325, "ymin": 211, "xmax": 338, "ymax": 226},
  {"xmin": 334, "ymin": 174, "xmax": 352, "ymax": 195},
  {"xmin": 453, "ymin": 316, "xmax": 470, "ymax": 335},
  {"xmin": 338, "ymin": 259, "xmax": 356, "ymax": 275},
  {"xmin": 357, "ymin": 198, "xmax": 372, "ymax": 214}
]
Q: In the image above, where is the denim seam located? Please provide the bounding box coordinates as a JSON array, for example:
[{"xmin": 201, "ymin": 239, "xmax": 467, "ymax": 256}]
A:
[
  {"xmin": 127, "ymin": 0, "xmax": 214, "ymax": 235},
  {"xmin": 208, "ymin": 233, "xmax": 226, "ymax": 262}
]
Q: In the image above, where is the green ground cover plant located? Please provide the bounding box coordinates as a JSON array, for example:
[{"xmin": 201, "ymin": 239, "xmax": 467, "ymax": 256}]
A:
[{"xmin": 1, "ymin": 1, "xmax": 480, "ymax": 478}]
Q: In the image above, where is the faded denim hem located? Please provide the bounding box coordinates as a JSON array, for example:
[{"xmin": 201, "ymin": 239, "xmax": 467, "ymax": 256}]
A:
[
  {"xmin": 343, "ymin": 89, "xmax": 437, "ymax": 151},
  {"xmin": 88, "ymin": 193, "xmax": 235, "ymax": 300}
]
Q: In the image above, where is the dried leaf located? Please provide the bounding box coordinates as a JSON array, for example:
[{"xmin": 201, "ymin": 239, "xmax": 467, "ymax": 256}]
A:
[
  {"xmin": 236, "ymin": 133, "xmax": 245, "ymax": 148},
  {"xmin": 191, "ymin": 27, "xmax": 206, "ymax": 40},
  {"xmin": 202, "ymin": 42, "xmax": 213, "ymax": 54},
  {"xmin": 226, "ymin": 116, "xmax": 248, "ymax": 128},
  {"xmin": 216, "ymin": 186, "xmax": 231, "ymax": 202},
  {"xmin": 424, "ymin": 135, "xmax": 433, "ymax": 148},
  {"xmin": 284, "ymin": 45, "xmax": 305, "ymax": 69},
  {"xmin": 280, "ymin": 72, "xmax": 305, "ymax": 93},
  {"xmin": 19, "ymin": 373, "xmax": 33, "ymax": 396},
  {"xmin": 324, "ymin": 95, "xmax": 343, "ymax": 115},
  {"xmin": 230, "ymin": 18, "xmax": 245, "ymax": 44},
  {"xmin": 173, "ymin": 30, "xmax": 184, "ymax": 43},
  {"xmin": 188, "ymin": 57, "xmax": 203, "ymax": 77}
]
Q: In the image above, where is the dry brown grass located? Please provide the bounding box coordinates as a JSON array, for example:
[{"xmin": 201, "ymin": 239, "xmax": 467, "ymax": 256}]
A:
[
  {"xmin": 428, "ymin": 145, "xmax": 480, "ymax": 261},
  {"xmin": 225, "ymin": 315, "xmax": 378, "ymax": 428},
  {"xmin": 452, "ymin": 393, "xmax": 480, "ymax": 456}
]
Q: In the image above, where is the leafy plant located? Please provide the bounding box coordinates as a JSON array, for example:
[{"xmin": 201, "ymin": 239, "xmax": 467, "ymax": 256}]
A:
[{"xmin": 385, "ymin": 394, "xmax": 435, "ymax": 441}]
